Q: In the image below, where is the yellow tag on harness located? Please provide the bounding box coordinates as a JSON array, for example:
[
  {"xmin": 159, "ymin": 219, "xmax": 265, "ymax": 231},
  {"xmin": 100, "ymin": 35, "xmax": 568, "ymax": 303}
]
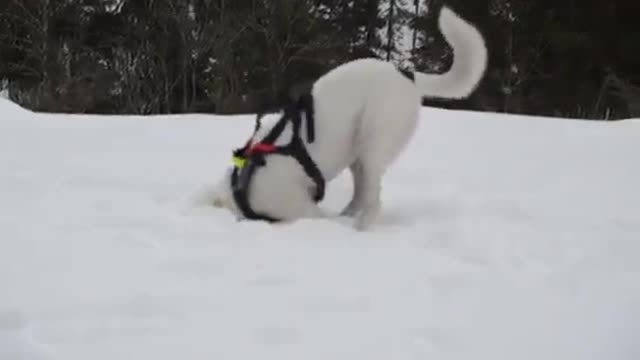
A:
[{"xmin": 232, "ymin": 155, "xmax": 247, "ymax": 168}]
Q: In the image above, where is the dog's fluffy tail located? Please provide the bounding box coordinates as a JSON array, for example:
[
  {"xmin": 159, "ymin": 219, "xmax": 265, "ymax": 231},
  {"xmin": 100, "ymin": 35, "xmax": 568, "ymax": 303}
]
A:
[{"xmin": 414, "ymin": 7, "xmax": 488, "ymax": 99}]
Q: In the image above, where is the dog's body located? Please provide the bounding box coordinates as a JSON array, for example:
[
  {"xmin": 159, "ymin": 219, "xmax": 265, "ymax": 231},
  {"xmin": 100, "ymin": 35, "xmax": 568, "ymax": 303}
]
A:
[{"xmin": 211, "ymin": 7, "xmax": 488, "ymax": 230}]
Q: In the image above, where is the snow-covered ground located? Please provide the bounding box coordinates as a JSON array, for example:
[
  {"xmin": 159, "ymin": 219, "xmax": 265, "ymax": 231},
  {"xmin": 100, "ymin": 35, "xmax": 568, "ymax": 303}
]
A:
[{"xmin": 1, "ymin": 97, "xmax": 639, "ymax": 360}]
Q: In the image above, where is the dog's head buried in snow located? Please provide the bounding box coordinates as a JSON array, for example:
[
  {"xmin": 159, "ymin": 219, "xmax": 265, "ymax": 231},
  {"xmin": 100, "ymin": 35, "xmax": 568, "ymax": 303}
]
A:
[
  {"xmin": 212, "ymin": 94, "xmax": 326, "ymax": 223},
  {"xmin": 211, "ymin": 6, "xmax": 488, "ymax": 231}
]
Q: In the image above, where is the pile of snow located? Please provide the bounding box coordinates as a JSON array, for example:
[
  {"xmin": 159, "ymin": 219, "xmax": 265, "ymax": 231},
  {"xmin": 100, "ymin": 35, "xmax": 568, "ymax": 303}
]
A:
[
  {"xmin": 1, "ymin": 97, "xmax": 639, "ymax": 360},
  {"xmin": 0, "ymin": 97, "xmax": 30, "ymax": 117}
]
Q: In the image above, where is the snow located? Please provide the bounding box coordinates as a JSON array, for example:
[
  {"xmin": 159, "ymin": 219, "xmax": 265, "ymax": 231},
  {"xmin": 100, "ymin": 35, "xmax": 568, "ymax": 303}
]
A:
[{"xmin": 1, "ymin": 96, "xmax": 639, "ymax": 360}]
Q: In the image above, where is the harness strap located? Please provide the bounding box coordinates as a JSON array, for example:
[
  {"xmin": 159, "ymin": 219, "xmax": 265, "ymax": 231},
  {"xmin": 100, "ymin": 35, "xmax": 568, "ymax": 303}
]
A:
[
  {"xmin": 231, "ymin": 157, "xmax": 279, "ymax": 222},
  {"xmin": 230, "ymin": 94, "xmax": 325, "ymax": 222},
  {"xmin": 298, "ymin": 94, "xmax": 315, "ymax": 143},
  {"xmin": 275, "ymin": 136, "xmax": 325, "ymax": 202}
]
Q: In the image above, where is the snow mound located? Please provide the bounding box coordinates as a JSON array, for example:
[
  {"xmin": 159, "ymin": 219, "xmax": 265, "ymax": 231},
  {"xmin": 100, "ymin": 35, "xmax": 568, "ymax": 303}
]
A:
[{"xmin": 0, "ymin": 97, "xmax": 32, "ymax": 119}]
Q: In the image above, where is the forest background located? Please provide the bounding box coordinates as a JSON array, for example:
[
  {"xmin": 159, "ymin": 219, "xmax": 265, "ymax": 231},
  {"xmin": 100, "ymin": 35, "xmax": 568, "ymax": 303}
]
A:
[{"xmin": 1, "ymin": 0, "xmax": 638, "ymax": 120}]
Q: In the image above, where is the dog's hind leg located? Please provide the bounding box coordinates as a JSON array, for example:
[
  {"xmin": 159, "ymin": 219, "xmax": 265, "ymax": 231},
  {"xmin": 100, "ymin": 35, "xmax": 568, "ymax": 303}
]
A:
[
  {"xmin": 353, "ymin": 164, "xmax": 382, "ymax": 231},
  {"xmin": 340, "ymin": 160, "xmax": 364, "ymax": 217}
]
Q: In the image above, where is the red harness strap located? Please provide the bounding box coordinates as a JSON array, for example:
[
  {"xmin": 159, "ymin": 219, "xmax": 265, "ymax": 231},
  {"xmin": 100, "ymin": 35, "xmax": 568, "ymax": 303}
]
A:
[{"xmin": 246, "ymin": 142, "xmax": 277, "ymax": 155}]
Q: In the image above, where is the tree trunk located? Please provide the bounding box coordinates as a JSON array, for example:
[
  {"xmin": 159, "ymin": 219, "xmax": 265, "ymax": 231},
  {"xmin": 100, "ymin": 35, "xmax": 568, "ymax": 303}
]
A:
[
  {"xmin": 412, "ymin": 0, "xmax": 419, "ymax": 52},
  {"xmin": 386, "ymin": 0, "xmax": 395, "ymax": 61}
]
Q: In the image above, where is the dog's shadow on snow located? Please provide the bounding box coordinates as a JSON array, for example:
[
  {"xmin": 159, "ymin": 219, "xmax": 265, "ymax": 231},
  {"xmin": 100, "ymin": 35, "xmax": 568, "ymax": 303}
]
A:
[
  {"xmin": 190, "ymin": 179, "xmax": 460, "ymax": 231},
  {"xmin": 377, "ymin": 200, "xmax": 460, "ymax": 227},
  {"xmin": 321, "ymin": 177, "xmax": 462, "ymax": 230},
  {"xmin": 321, "ymin": 199, "xmax": 461, "ymax": 230}
]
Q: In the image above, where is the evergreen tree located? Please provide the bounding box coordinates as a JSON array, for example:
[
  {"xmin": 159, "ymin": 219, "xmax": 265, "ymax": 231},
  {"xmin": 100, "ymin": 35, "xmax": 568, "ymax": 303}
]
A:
[{"xmin": 1, "ymin": 0, "xmax": 638, "ymax": 119}]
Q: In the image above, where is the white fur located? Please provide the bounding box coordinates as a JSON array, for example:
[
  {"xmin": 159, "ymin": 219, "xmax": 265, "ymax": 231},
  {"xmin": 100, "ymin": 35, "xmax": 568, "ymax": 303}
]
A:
[{"xmin": 210, "ymin": 7, "xmax": 488, "ymax": 230}]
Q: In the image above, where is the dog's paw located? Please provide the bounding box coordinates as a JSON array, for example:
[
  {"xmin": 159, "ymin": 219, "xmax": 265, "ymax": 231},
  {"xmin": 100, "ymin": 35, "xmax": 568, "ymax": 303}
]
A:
[
  {"xmin": 340, "ymin": 199, "xmax": 362, "ymax": 217},
  {"xmin": 353, "ymin": 199, "xmax": 382, "ymax": 231},
  {"xmin": 340, "ymin": 205, "xmax": 358, "ymax": 217},
  {"xmin": 354, "ymin": 210, "xmax": 376, "ymax": 231}
]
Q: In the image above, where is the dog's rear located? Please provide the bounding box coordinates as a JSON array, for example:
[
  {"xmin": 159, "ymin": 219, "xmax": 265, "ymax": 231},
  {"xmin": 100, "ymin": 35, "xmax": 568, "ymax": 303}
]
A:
[{"xmin": 332, "ymin": 6, "xmax": 488, "ymax": 229}]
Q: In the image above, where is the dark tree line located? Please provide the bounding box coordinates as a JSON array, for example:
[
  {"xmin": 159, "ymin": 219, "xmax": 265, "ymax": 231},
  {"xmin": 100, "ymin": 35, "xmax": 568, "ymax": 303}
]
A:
[{"xmin": 1, "ymin": 0, "xmax": 639, "ymax": 119}]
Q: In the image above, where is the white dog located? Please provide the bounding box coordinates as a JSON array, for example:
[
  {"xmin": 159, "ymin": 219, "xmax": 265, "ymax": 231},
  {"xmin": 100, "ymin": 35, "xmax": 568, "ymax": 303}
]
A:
[{"xmin": 210, "ymin": 6, "xmax": 488, "ymax": 230}]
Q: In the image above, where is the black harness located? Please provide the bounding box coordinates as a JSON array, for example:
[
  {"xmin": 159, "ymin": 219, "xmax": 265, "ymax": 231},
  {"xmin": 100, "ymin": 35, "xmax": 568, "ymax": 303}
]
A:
[{"xmin": 230, "ymin": 94, "xmax": 325, "ymax": 222}]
